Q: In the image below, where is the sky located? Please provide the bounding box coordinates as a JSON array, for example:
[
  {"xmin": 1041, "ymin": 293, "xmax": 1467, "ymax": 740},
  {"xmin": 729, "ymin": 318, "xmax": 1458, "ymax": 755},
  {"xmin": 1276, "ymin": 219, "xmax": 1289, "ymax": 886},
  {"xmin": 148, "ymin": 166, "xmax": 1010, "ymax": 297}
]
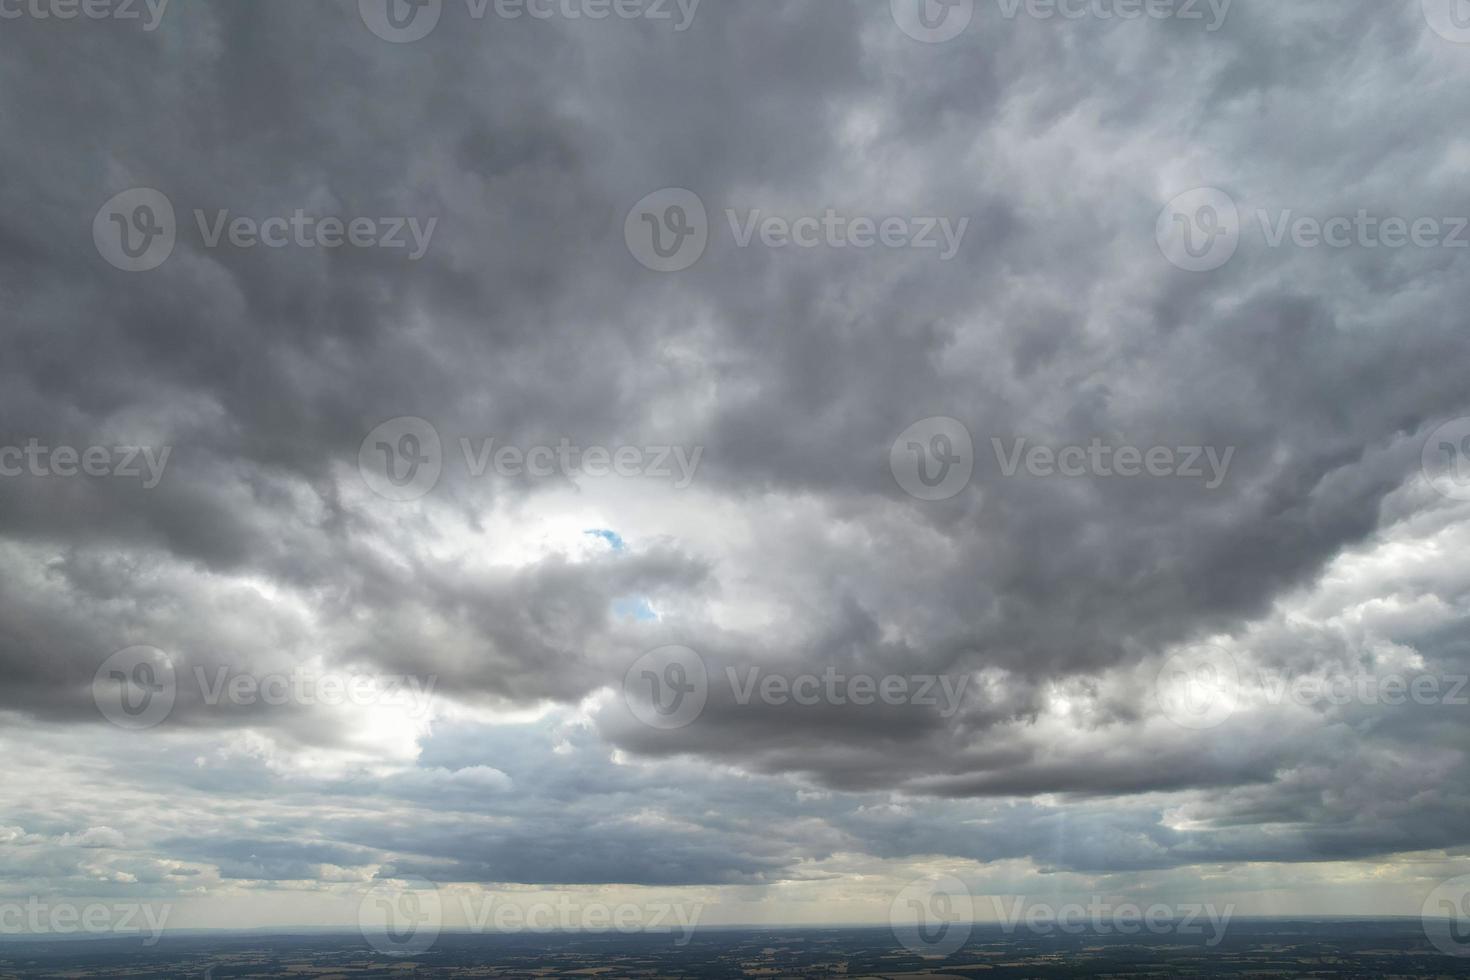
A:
[{"xmin": 3, "ymin": 0, "xmax": 1470, "ymax": 950}]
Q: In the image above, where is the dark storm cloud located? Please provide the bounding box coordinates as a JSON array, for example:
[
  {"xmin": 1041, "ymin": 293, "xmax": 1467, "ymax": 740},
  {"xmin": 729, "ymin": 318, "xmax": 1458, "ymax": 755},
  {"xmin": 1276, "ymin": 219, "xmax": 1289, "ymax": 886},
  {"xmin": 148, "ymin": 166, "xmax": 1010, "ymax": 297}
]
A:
[{"xmin": 1, "ymin": 0, "xmax": 1469, "ymax": 894}]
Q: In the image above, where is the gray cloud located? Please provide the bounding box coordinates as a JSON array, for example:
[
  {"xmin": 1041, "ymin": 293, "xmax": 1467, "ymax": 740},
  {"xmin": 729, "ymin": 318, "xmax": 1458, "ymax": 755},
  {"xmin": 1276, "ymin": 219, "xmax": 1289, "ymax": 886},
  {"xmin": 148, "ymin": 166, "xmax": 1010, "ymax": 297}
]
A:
[{"xmin": 0, "ymin": 0, "xmax": 1468, "ymax": 907}]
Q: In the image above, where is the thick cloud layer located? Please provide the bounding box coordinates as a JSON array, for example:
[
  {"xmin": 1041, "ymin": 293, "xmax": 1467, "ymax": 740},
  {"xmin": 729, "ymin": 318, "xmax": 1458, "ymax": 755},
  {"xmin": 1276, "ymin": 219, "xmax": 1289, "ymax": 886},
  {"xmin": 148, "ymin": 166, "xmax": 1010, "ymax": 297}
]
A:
[{"xmin": 1, "ymin": 0, "xmax": 1469, "ymax": 923}]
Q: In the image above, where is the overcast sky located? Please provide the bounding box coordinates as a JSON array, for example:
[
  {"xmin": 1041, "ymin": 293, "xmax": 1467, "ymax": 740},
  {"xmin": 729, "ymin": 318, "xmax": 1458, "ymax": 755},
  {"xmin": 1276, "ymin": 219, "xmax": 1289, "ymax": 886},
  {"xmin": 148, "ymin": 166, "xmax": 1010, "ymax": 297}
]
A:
[{"xmin": 3, "ymin": 0, "xmax": 1470, "ymax": 942}]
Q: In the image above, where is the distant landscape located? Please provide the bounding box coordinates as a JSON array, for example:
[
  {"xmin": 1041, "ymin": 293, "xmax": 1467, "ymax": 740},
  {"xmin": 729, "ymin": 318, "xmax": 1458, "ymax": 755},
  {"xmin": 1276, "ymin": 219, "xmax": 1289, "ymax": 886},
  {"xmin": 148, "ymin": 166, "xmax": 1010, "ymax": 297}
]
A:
[{"xmin": 4, "ymin": 920, "xmax": 1470, "ymax": 978}]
